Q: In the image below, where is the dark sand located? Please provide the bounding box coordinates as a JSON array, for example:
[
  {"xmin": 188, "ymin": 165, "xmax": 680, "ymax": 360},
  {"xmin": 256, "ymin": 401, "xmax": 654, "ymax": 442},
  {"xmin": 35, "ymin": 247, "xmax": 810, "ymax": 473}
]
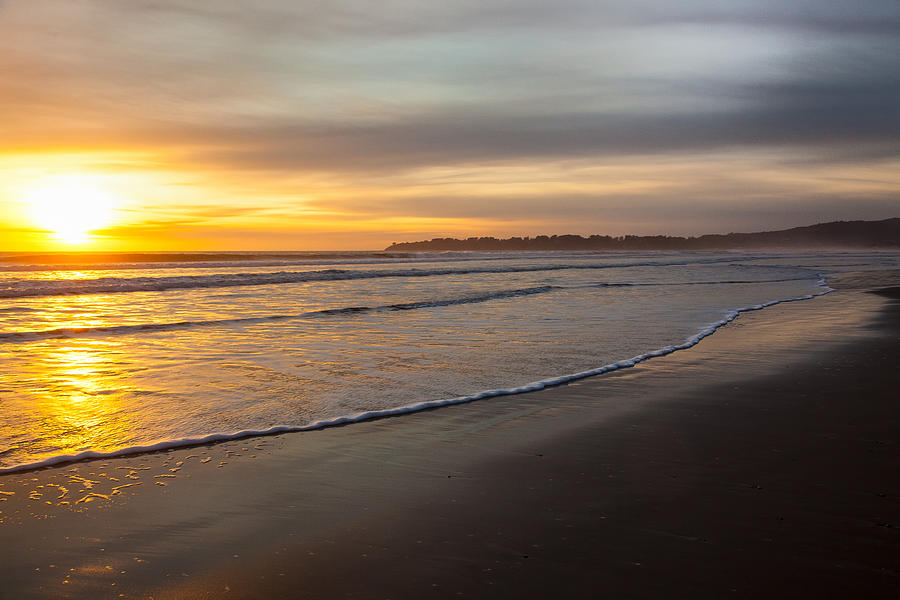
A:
[{"xmin": 0, "ymin": 288, "xmax": 897, "ymax": 599}]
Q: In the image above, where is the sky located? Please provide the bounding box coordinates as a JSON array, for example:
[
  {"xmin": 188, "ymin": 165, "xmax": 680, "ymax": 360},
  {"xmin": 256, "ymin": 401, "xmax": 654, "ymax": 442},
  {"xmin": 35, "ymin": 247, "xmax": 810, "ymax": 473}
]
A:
[{"xmin": 1, "ymin": 0, "xmax": 898, "ymax": 250}]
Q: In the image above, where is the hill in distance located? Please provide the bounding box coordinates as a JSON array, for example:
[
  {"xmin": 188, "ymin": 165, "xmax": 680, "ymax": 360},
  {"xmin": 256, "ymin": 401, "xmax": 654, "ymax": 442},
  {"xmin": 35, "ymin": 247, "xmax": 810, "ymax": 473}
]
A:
[{"xmin": 385, "ymin": 218, "xmax": 900, "ymax": 252}]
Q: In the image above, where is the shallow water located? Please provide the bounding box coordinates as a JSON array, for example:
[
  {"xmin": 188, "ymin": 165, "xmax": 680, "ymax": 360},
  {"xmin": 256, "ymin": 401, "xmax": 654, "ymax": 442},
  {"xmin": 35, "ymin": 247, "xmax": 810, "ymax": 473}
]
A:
[{"xmin": 1, "ymin": 249, "xmax": 897, "ymax": 471}]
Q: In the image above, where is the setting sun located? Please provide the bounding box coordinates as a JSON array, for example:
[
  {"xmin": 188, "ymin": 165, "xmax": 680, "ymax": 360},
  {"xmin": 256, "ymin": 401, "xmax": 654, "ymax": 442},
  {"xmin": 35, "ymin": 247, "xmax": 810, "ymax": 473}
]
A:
[{"xmin": 23, "ymin": 175, "xmax": 121, "ymax": 244}]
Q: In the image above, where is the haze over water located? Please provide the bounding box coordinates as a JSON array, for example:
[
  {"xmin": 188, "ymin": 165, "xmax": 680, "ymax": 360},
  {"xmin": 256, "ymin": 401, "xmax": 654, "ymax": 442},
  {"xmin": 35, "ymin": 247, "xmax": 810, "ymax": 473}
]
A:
[{"xmin": 1, "ymin": 250, "xmax": 897, "ymax": 472}]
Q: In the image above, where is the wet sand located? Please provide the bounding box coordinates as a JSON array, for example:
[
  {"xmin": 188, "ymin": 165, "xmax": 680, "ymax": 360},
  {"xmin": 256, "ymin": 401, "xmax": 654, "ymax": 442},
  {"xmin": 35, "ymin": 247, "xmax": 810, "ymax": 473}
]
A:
[{"xmin": 0, "ymin": 287, "xmax": 898, "ymax": 599}]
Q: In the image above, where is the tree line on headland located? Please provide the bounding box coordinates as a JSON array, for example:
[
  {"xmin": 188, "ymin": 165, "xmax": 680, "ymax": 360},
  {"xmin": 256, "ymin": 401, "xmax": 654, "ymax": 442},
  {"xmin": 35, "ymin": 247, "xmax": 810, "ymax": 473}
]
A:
[{"xmin": 385, "ymin": 218, "xmax": 900, "ymax": 252}]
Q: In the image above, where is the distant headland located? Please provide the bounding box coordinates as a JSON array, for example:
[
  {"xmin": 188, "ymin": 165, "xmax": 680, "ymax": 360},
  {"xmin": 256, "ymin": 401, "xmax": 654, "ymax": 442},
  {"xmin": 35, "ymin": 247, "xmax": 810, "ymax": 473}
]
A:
[{"xmin": 385, "ymin": 218, "xmax": 900, "ymax": 252}]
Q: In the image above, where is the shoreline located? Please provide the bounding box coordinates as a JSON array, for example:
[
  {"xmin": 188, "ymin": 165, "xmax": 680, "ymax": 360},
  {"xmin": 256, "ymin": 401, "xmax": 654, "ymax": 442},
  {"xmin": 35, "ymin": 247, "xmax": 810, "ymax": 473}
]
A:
[
  {"xmin": 0, "ymin": 280, "xmax": 834, "ymax": 476},
  {"xmin": 1, "ymin": 286, "xmax": 898, "ymax": 598}
]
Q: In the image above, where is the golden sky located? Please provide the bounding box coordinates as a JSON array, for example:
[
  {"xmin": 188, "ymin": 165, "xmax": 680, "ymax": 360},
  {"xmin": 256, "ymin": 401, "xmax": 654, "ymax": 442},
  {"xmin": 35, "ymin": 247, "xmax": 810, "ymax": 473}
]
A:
[{"xmin": 1, "ymin": 1, "xmax": 898, "ymax": 251}]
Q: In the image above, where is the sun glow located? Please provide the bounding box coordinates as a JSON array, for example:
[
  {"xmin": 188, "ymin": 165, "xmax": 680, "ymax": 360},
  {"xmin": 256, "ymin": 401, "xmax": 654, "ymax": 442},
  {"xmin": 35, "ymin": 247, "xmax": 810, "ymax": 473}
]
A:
[{"xmin": 23, "ymin": 175, "xmax": 121, "ymax": 244}]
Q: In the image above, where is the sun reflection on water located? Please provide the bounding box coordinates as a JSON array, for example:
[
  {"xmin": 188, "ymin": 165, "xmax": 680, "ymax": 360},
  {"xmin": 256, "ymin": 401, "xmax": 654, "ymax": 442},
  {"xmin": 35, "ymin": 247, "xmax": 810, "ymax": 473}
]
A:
[
  {"xmin": 44, "ymin": 270, "xmax": 106, "ymax": 281},
  {"xmin": 29, "ymin": 294, "xmax": 127, "ymax": 332},
  {"xmin": 22, "ymin": 341, "xmax": 135, "ymax": 455}
]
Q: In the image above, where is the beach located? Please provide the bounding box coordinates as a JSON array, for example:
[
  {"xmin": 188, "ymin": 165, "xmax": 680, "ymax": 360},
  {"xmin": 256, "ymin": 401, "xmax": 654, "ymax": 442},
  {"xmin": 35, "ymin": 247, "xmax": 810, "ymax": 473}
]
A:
[
  {"xmin": 5, "ymin": 0, "xmax": 900, "ymax": 595},
  {"xmin": 0, "ymin": 278, "xmax": 897, "ymax": 599}
]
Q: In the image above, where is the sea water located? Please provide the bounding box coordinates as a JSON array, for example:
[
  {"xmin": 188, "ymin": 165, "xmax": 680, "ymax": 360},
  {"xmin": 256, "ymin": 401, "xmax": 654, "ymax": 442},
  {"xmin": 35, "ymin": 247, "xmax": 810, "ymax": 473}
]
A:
[{"xmin": 1, "ymin": 250, "xmax": 897, "ymax": 472}]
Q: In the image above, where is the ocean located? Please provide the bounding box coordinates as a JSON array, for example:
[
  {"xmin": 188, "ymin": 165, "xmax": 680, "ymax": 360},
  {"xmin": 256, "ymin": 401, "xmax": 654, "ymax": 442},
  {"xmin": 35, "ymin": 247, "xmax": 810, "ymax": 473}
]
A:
[{"xmin": 1, "ymin": 249, "xmax": 898, "ymax": 473}]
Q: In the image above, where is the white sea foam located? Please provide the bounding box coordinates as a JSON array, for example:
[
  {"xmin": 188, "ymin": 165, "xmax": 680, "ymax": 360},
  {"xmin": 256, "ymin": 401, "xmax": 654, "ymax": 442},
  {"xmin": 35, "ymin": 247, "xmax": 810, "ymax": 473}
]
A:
[
  {"xmin": 0, "ymin": 286, "xmax": 558, "ymax": 342},
  {"xmin": 0, "ymin": 256, "xmax": 771, "ymax": 298},
  {"xmin": 0, "ymin": 250, "xmax": 754, "ymax": 272},
  {"xmin": 0, "ymin": 278, "xmax": 815, "ymax": 343}
]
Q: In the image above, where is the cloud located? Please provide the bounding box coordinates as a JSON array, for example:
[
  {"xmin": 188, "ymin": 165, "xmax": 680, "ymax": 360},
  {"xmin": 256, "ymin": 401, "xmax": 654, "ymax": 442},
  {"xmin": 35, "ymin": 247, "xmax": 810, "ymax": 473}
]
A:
[
  {"xmin": 169, "ymin": 64, "xmax": 900, "ymax": 176},
  {"xmin": 4, "ymin": 1, "xmax": 896, "ymax": 177},
  {"xmin": 657, "ymin": 1, "xmax": 900, "ymax": 35},
  {"xmin": 1, "ymin": 0, "xmax": 898, "ymax": 246},
  {"xmin": 89, "ymin": 1, "xmax": 900, "ymax": 39}
]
